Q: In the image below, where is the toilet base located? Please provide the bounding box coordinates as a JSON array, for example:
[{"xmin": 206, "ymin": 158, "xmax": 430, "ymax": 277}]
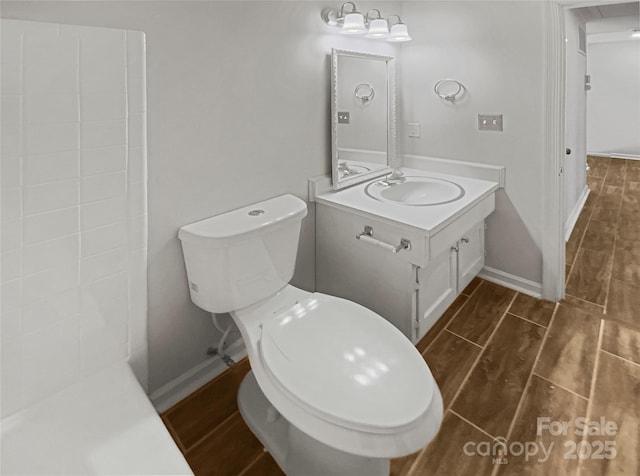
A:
[{"xmin": 237, "ymin": 371, "xmax": 390, "ymax": 476}]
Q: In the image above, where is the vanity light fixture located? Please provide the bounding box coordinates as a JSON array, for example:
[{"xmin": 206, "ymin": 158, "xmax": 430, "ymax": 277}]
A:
[
  {"xmin": 322, "ymin": 2, "xmax": 411, "ymax": 42},
  {"xmin": 632, "ymin": 28, "xmax": 640, "ymax": 38}
]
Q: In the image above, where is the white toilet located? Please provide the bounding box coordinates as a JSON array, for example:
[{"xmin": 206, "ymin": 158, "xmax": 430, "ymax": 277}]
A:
[{"xmin": 179, "ymin": 194, "xmax": 443, "ymax": 475}]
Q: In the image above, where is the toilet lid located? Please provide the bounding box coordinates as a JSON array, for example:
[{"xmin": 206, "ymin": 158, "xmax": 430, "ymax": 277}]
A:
[{"xmin": 259, "ymin": 293, "xmax": 435, "ymax": 431}]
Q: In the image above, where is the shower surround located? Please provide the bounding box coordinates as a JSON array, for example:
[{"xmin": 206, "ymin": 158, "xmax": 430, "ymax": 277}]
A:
[{"xmin": 0, "ymin": 19, "xmax": 148, "ymax": 417}]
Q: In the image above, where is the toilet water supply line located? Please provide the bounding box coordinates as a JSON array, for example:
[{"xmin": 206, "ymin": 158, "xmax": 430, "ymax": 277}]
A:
[{"xmin": 208, "ymin": 314, "xmax": 235, "ymax": 366}]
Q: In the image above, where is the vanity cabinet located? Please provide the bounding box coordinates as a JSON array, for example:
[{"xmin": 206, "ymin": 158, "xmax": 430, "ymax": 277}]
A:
[
  {"xmin": 416, "ymin": 222, "xmax": 485, "ymax": 337},
  {"xmin": 316, "ymin": 203, "xmax": 489, "ymax": 343}
]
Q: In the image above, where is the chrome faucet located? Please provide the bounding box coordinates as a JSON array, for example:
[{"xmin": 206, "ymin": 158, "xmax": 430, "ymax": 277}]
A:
[{"xmin": 378, "ymin": 168, "xmax": 406, "ymax": 186}]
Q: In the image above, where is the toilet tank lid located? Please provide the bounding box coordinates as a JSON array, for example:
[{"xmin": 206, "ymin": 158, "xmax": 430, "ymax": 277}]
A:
[{"xmin": 178, "ymin": 194, "xmax": 307, "ymax": 241}]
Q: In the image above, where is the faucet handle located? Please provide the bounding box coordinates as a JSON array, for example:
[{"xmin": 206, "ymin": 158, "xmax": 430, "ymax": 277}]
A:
[{"xmin": 386, "ymin": 168, "xmax": 406, "ymax": 184}]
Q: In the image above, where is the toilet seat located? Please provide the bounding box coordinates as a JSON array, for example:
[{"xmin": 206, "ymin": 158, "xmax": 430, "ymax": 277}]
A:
[{"xmin": 259, "ymin": 293, "xmax": 435, "ymax": 434}]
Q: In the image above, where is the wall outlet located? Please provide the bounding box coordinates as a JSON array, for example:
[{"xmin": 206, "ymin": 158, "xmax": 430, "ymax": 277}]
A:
[
  {"xmin": 408, "ymin": 123, "xmax": 421, "ymax": 138},
  {"xmin": 478, "ymin": 114, "xmax": 503, "ymax": 132}
]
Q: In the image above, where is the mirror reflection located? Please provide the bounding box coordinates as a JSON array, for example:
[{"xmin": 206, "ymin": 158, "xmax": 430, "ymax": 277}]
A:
[{"xmin": 331, "ymin": 49, "xmax": 395, "ymax": 190}]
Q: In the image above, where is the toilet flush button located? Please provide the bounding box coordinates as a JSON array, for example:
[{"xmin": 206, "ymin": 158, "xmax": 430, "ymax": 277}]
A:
[{"xmin": 248, "ymin": 210, "xmax": 265, "ymax": 216}]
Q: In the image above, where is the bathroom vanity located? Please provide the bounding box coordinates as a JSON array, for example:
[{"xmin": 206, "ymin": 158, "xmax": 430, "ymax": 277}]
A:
[
  {"xmin": 314, "ymin": 167, "xmax": 498, "ymax": 343},
  {"xmin": 320, "ymin": 49, "xmax": 500, "ymax": 343}
]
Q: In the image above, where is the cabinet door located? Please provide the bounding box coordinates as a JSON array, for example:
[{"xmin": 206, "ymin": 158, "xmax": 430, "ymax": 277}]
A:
[
  {"xmin": 416, "ymin": 248, "xmax": 457, "ymax": 342},
  {"xmin": 458, "ymin": 222, "xmax": 485, "ymax": 291}
]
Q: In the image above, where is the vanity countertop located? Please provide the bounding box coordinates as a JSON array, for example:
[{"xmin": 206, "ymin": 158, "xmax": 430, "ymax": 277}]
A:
[{"xmin": 315, "ymin": 167, "xmax": 499, "ymax": 235}]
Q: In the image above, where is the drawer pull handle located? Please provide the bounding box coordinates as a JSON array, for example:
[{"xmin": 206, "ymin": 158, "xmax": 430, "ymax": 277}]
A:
[{"xmin": 356, "ymin": 226, "xmax": 411, "ymax": 253}]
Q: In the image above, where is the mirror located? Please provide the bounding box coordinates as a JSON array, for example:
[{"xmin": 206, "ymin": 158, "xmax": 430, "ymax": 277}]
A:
[{"xmin": 331, "ymin": 49, "xmax": 396, "ymax": 190}]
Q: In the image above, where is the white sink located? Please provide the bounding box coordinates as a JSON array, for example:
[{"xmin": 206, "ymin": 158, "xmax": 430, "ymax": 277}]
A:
[{"xmin": 365, "ymin": 176, "xmax": 465, "ymax": 206}]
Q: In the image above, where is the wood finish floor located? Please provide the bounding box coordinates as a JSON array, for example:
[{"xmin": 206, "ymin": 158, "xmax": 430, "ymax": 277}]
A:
[{"xmin": 162, "ymin": 160, "xmax": 639, "ymax": 475}]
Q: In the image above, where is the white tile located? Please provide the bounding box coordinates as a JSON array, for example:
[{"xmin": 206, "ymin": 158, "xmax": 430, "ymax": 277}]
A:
[
  {"xmin": 127, "ymin": 147, "xmax": 146, "ymax": 184},
  {"xmin": 24, "ymin": 59, "xmax": 79, "ymax": 95},
  {"xmin": 1, "ymin": 279, "xmax": 21, "ymax": 313},
  {"xmin": 80, "ymin": 328, "xmax": 128, "ymax": 376},
  {"xmin": 82, "ymin": 145, "xmax": 126, "ymax": 176},
  {"xmin": 1, "ymin": 188, "xmax": 22, "ymax": 221},
  {"xmin": 81, "ymin": 247, "xmax": 126, "ymax": 283},
  {"xmin": 1, "ymin": 342, "xmax": 23, "ymax": 418},
  {"xmin": 1, "ymin": 65, "xmax": 22, "ymax": 95},
  {"xmin": 1, "ymin": 308, "xmax": 21, "ymax": 347},
  {"xmin": 22, "ymin": 262, "xmax": 79, "ymax": 304},
  {"xmin": 25, "ymin": 94, "xmax": 79, "ymax": 124},
  {"xmin": 81, "ymin": 31, "xmax": 126, "ymax": 94},
  {"xmin": 81, "ymin": 171, "xmax": 126, "ymax": 203},
  {"xmin": 1, "ymin": 249, "xmax": 22, "ymax": 282},
  {"xmin": 82, "ymin": 293, "xmax": 128, "ymax": 333},
  {"xmin": 127, "ymin": 113, "xmax": 146, "ymax": 148},
  {"xmin": 81, "ymin": 119, "xmax": 125, "ymax": 149},
  {"xmin": 2, "ymin": 95, "xmax": 22, "ymax": 123},
  {"xmin": 127, "ymin": 77, "xmax": 146, "ymax": 113},
  {"xmin": 21, "ymin": 317, "xmax": 80, "ymax": 406},
  {"xmin": 80, "ymin": 197, "xmax": 126, "ymax": 231},
  {"xmin": 24, "ymin": 33, "xmax": 77, "ymax": 68},
  {"xmin": 82, "ymin": 271, "xmax": 127, "ymax": 307},
  {"xmin": 24, "ymin": 179, "xmax": 79, "ymax": 215},
  {"xmin": 127, "ymin": 248, "xmax": 146, "ymax": 355},
  {"xmin": 81, "ymin": 93, "xmax": 126, "ymax": 121},
  {"xmin": 1, "ymin": 219, "xmax": 22, "ymax": 251},
  {"xmin": 1, "ymin": 156, "xmax": 22, "ymax": 189},
  {"xmin": 126, "ymin": 31, "xmax": 145, "ymax": 79},
  {"xmin": 82, "ymin": 222, "xmax": 126, "ymax": 257},
  {"xmin": 128, "ymin": 215, "xmax": 147, "ymax": 251},
  {"xmin": 1, "ymin": 21, "xmax": 23, "ymax": 64},
  {"xmin": 22, "ymin": 234, "xmax": 79, "ymax": 276},
  {"xmin": 24, "ymin": 150, "xmax": 79, "ymax": 185},
  {"xmin": 23, "ymin": 207, "xmax": 79, "ymax": 245},
  {"xmin": 26, "ymin": 122, "xmax": 79, "ymax": 155},
  {"xmin": 22, "ymin": 288, "xmax": 80, "ymax": 335},
  {"xmin": 1, "ymin": 121, "xmax": 22, "ymax": 157},
  {"xmin": 127, "ymin": 183, "xmax": 146, "ymax": 217}
]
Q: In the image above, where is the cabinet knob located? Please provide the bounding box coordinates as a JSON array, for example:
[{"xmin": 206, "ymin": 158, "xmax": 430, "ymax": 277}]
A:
[
  {"xmin": 461, "ymin": 237, "xmax": 470, "ymax": 243},
  {"xmin": 451, "ymin": 244, "xmax": 459, "ymax": 253}
]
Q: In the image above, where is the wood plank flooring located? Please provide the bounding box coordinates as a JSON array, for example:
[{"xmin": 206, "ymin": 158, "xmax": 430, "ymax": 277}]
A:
[{"xmin": 161, "ymin": 157, "xmax": 639, "ymax": 475}]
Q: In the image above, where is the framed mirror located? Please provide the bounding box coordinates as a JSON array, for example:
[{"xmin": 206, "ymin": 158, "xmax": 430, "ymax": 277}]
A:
[{"xmin": 331, "ymin": 49, "xmax": 396, "ymax": 190}]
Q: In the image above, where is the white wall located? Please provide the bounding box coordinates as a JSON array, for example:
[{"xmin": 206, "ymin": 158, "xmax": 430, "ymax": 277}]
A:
[
  {"xmin": 586, "ymin": 37, "xmax": 640, "ymax": 157},
  {"xmin": 0, "ymin": 19, "xmax": 147, "ymax": 416},
  {"xmin": 1, "ymin": 1, "xmax": 401, "ymax": 394},
  {"xmin": 398, "ymin": 1, "xmax": 546, "ymax": 284},
  {"xmin": 564, "ymin": 9, "xmax": 588, "ymax": 235}
]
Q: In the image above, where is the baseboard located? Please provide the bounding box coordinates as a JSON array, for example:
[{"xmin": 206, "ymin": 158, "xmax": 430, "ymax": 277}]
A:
[
  {"xmin": 587, "ymin": 152, "xmax": 640, "ymax": 161},
  {"xmin": 150, "ymin": 338, "xmax": 247, "ymax": 413},
  {"xmin": 478, "ymin": 266, "xmax": 543, "ymax": 299},
  {"xmin": 564, "ymin": 186, "xmax": 590, "ymax": 242}
]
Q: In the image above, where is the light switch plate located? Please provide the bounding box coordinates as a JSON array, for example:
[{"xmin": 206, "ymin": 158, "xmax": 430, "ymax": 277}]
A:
[
  {"xmin": 478, "ymin": 114, "xmax": 503, "ymax": 131},
  {"xmin": 338, "ymin": 111, "xmax": 350, "ymax": 124}
]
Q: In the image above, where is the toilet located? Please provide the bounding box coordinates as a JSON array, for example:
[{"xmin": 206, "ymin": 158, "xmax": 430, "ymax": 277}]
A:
[{"xmin": 178, "ymin": 194, "xmax": 443, "ymax": 475}]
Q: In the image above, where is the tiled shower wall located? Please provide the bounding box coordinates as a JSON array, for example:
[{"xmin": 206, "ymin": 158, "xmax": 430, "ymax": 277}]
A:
[{"xmin": 0, "ymin": 20, "xmax": 147, "ymax": 417}]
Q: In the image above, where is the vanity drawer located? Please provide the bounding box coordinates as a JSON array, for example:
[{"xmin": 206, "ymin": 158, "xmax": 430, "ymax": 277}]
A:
[{"xmin": 317, "ymin": 203, "xmax": 428, "ymax": 267}]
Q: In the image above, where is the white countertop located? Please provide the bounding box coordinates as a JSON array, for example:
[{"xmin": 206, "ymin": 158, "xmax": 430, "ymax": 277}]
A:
[{"xmin": 315, "ymin": 167, "xmax": 499, "ymax": 235}]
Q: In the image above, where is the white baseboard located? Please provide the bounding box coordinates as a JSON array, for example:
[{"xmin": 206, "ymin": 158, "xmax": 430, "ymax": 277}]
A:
[
  {"xmin": 587, "ymin": 152, "xmax": 640, "ymax": 161},
  {"xmin": 478, "ymin": 266, "xmax": 543, "ymax": 299},
  {"xmin": 564, "ymin": 186, "xmax": 590, "ymax": 242},
  {"xmin": 150, "ymin": 338, "xmax": 247, "ymax": 413}
]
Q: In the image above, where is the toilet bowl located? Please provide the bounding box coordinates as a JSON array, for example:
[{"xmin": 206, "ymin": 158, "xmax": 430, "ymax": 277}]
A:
[{"xmin": 179, "ymin": 194, "xmax": 443, "ymax": 475}]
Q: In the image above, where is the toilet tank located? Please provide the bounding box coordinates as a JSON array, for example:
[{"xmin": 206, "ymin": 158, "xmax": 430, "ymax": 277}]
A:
[{"xmin": 178, "ymin": 194, "xmax": 308, "ymax": 313}]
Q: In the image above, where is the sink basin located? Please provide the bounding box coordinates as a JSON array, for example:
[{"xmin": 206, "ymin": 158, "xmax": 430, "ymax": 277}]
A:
[{"xmin": 365, "ymin": 176, "xmax": 465, "ymax": 206}]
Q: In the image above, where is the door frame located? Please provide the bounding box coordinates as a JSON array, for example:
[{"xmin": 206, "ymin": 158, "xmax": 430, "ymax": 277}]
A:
[{"xmin": 542, "ymin": 0, "xmax": 630, "ymax": 301}]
